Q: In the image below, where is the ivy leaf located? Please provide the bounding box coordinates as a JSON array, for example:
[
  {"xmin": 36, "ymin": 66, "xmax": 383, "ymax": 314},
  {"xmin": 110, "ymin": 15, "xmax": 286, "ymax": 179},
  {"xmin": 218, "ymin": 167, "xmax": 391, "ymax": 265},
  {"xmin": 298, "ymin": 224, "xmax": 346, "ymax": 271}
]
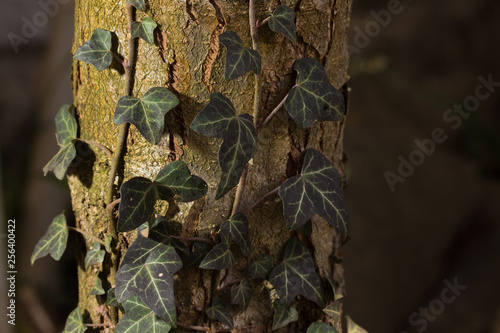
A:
[
  {"xmin": 114, "ymin": 87, "xmax": 179, "ymax": 145},
  {"xmin": 31, "ymin": 213, "xmax": 68, "ymax": 265},
  {"xmin": 127, "ymin": 0, "xmax": 146, "ymax": 12},
  {"xmin": 324, "ymin": 298, "xmax": 343, "ymax": 331},
  {"xmin": 115, "ymin": 295, "xmax": 172, "ymax": 333},
  {"xmin": 284, "ymin": 58, "xmax": 345, "ymax": 129},
  {"xmin": 185, "ymin": 242, "xmax": 213, "ymax": 269},
  {"xmin": 62, "ymin": 306, "xmax": 85, "ymax": 333},
  {"xmin": 190, "ymin": 93, "xmax": 257, "ymax": 199},
  {"xmin": 231, "ymin": 278, "xmax": 252, "ymax": 311},
  {"xmin": 43, "ymin": 105, "xmax": 78, "ymax": 180},
  {"xmin": 220, "ymin": 212, "xmax": 250, "ymax": 256},
  {"xmin": 272, "ymin": 299, "xmax": 298, "ymax": 330},
  {"xmin": 117, "ymin": 177, "xmax": 174, "ymax": 232},
  {"xmin": 84, "ymin": 243, "xmax": 105, "ymax": 270},
  {"xmin": 268, "ymin": 5, "xmax": 297, "ymax": 43},
  {"xmin": 107, "ymin": 288, "xmax": 125, "ymax": 313},
  {"xmin": 148, "ymin": 217, "xmax": 190, "ymax": 262},
  {"xmin": 278, "ymin": 148, "xmax": 349, "ymax": 238},
  {"xmin": 248, "ymin": 254, "xmax": 273, "ymax": 279},
  {"xmin": 219, "ymin": 31, "xmax": 261, "ymax": 81},
  {"xmin": 89, "ymin": 274, "xmax": 105, "ymax": 295},
  {"xmin": 199, "ymin": 243, "xmax": 234, "ymax": 270},
  {"xmin": 206, "ymin": 299, "xmax": 234, "ymax": 329},
  {"xmin": 346, "ymin": 316, "xmax": 368, "ymax": 333},
  {"xmin": 104, "ymin": 235, "xmax": 113, "ymax": 253},
  {"xmin": 155, "ymin": 161, "xmax": 208, "ymax": 202},
  {"xmin": 73, "ymin": 28, "xmax": 113, "ymax": 71},
  {"xmin": 269, "ymin": 236, "xmax": 324, "ymax": 307},
  {"xmin": 131, "ymin": 17, "xmax": 157, "ymax": 45},
  {"xmin": 306, "ymin": 323, "xmax": 339, "ymax": 333}
]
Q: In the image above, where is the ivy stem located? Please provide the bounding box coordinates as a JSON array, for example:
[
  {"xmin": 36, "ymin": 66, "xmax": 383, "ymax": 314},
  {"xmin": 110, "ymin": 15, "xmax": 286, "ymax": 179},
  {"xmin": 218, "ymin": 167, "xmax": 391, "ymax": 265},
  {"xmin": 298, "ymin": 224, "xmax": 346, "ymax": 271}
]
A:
[
  {"xmin": 68, "ymin": 227, "xmax": 106, "ymax": 247},
  {"xmin": 216, "ymin": 278, "xmax": 242, "ymax": 290},
  {"xmin": 257, "ymin": 92, "xmax": 289, "ymax": 129},
  {"xmin": 257, "ymin": 17, "xmax": 271, "ymax": 28},
  {"xmin": 78, "ymin": 139, "xmax": 113, "ymax": 160},
  {"xmin": 176, "ymin": 323, "xmax": 209, "ymax": 332},
  {"xmin": 169, "ymin": 235, "xmax": 216, "ymax": 246},
  {"xmin": 242, "ymin": 185, "xmax": 280, "ymax": 215},
  {"xmin": 106, "ymin": 198, "xmax": 121, "ymax": 211},
  {"xmin": 230, "ymin": 166, "xmax": 248, "ymax": 215}
]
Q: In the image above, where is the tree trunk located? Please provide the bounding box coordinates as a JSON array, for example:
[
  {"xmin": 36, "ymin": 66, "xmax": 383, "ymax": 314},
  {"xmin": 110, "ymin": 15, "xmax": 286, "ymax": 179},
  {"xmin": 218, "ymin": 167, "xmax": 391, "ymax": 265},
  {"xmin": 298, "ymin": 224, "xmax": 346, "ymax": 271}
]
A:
[{"xmin": 69, "ymin": 0, "xmax": 351, "ymax": 331}]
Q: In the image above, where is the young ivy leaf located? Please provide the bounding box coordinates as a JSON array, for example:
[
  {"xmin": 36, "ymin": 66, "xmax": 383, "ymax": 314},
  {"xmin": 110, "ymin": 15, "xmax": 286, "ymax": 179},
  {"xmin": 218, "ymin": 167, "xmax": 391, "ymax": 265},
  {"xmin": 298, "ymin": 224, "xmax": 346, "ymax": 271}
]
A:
[
  {"xmin": 268, "ymin": 5, "xmax": 297, "ymax": 43},
  {"xmin": 199, "ymin": 243, "xmax": 234, "ymax": 270},
  {"xmin": 278, "ymin": 148, "xmax": 349, "ymax": 238},
  {"xmin": 43, "ymin": 105, "xmax": 77, "ymax": 180},
  {"xmin": 31, "ymin": 213, "xmax": 68, "ymax": 265},
  {"xmin": 220, "ymin": 212, "xmax": 251, "ymax": 256},
  {"xmin": 114, "ymin": 87, "xmax": 179, "ymax": 145},
  {"xmin": 346, "ymin": 316, "xmax": 368, "ymax": 333},
  {"xmin": 62, "ymin": 306, "xmax": 85, "ymax": 333},
  {"xmin": 127, "ymin": 0, "xmax": 146, "ymax": 12},
  {"xmin": 324, "ymin": 297, "xmax": 343, "ymax": 331},
  {"xmin": 154, "ymin": 161, "xmax": 208, "ymax": 202},
  {"xmin": 107, "ymin": 288, "xmax": 125, "ymax": 313},
  {"xmin": 190, "ymin": 93, "xmax": 257, "ymax": 199},
  {"xmin": 115, "ymin": 295, "xmax": 172, "ymax": 333},
  {"xmin": 219, "ymin": 31, "xmax": 261, "ymax": 81},
  {"xmin": 306, "ymin": 322, "xmax": 339, "ymax": 333},
  {"xmin": 89, "ymin": 274, "xmax": 105, "ymax": 295},
  {"xmin": 206, "ymin": 299, "xmax": 234, "ymax": 329},
  {"xmin": 248, "ymin": 253, "xmax": 273, "ymax": 279},
  {"xmin": 231, "ymin": 278, "xmax": 252, "ymax": 311},
  {"xmin": 269, "ymin": 236, "xmax": 324, "ymax": 307},
  {"xmin": 84, "ymin": 243, "xmax": 105, "ymax": 270},
  {"xmin": 284, "ymin": 57, "xmax": 345, "ymax": 129},
  {"xmin": 73, "ymin": 28, "xmax": 113, "ymax": 71},
  {"xmin": 131, "ymin": 17, "xmax": 157, "ymax": 45},
  {"xmin": 272, "ymin": 299, "xmax": 298, "ymax": 330}
]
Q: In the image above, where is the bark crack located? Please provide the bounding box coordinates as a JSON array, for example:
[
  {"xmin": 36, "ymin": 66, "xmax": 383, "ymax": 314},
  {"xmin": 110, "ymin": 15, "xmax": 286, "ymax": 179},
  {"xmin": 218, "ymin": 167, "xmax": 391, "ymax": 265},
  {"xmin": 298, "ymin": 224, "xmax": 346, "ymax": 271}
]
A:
[{"xmin": 202, "ymin": 0, "xmax": 226, "ymax": 93}]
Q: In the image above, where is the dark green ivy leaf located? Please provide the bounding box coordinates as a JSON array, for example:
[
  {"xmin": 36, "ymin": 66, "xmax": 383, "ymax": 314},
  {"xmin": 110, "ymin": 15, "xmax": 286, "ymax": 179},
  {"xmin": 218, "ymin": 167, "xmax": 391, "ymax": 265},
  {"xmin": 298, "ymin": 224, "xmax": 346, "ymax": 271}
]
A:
[
  {"xmin": 268, "ymin": 5, "xmax": 297, "ymax": 43},
  {"xmin": 84, "ymin": 243, "xmax": 105, "ymax": 270},
  {"xmin": 272, "ymin": 299, "xmax": 298, "ymax": 330},
  {"xmin": 131, "ymin": 17, "xmax": 157, "ymax": 45},
  {"xmin": 73, "ymin": 28, "xmax": 113, "ymax": 71},
  {"xmin": 231, "ymin": 278, "xmax": 252, "ymax": 310},
  {"xmin": 306, "ymin": 322, "xmax": 339, "ymax": 333},
  {"xmin": 269, "ymin": 236, "xmax": 324, "ymax": 307},
  {"xmin": 346, "ymin": 316, "xmax": 368, "ymax": 333},
  {"xmin": 107, "ymin": 288, "xmax": 125, "ymax": 313},
  {"xmin": 43, "ymin": 105, "xmax": 77, "ymax": 180},
  {"xmin": 220, "ymin": 212, "xmax": 250, "ymax": 256},
  {"xmin": 190, "ymin": 93, "xmax": 257, "ymax": 199},
  {"xmin": 219, "ymin": 30, "xmax": 261, "ymax": 81},
  {"xmin": 115, "ymin": 295, "xmax": 172, "ymax": 333},
  {"xmin": 278, "ymin": 148, "xmax": 348, "ymax": 238},
  {"xmin": 148, "ymin": 217, "xmax": 190, "ymax": 262},
  {"xmin": 206, "ymin": 299, "xmax": 234, "ymax": 329},
  {"xmin": 31, "ymin": 213, "xmax": 68, "ymax": 265},
  {"xmin": 62, "ymin": 306, "xmax": 85, "ymax": 333},
  {"xmin": 114, "ymin": 87, "xmax": 179, "ymax": 145},
  {"xmin": 199, "ymin": 243, "xmax": 234, "ymax": 270},
  {"xmin": 184, "ymin": 241, "xmax": 213, "ymax": 269},
  {"xmin": 127, "ymin": 0, "xmax": 146, "ymax": 12},
  {"xmin": 89, "ymin": 274, "xmax": 105, "ymax": 295},
  {"xmin": 248, "ymin": 253, "xmax": 273, "ymax": 279},
  {"xmin": 155, "ymin": 161, "xmax": 208, "ymax": 202},
  {"xmin": 324, "ymin": 298, "xmax": 343, "ymax": 331},
  {"xmin": 284, "ymin": 57, "xmax": 345, "ymax": 129}
]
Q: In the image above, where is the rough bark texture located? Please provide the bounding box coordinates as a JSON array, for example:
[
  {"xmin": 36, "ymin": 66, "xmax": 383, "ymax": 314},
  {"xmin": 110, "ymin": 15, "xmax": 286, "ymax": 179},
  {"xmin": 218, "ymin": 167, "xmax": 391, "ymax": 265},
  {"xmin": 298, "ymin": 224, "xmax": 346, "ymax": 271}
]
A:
[{"xmin": 69, "ymin": 0, "xmax": 351, "ymax": 330}]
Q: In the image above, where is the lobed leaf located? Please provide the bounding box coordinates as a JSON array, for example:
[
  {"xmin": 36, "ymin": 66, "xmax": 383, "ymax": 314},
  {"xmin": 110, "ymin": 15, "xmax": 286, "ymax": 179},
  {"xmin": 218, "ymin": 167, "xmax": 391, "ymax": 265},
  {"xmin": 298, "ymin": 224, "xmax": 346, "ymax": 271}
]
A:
[
  {"xmin": 131, "ymin": 17, "xmax": 157, "ymax": 45},
  {"xmin": 324, "ymin": 298, "xmax": 343, "ymax": 331},
  {"xmin": 248, "ymin": 253, "xmax": 273, "ymax": 279},
  {"xmin": 220, "ymin": 212, "xmax": 251, "ymax": 256},
  {"xmin": 306, "ymin": 322, "xmax": 339, "ymax": 333},
  {"xmin": 148, "ymin": 217, "xmax": 190, "ymax": 262},
  {"xmin": 268, "ymin": 5, "xmax": 297, "ymax": 43},
  {"xmin": 107, "ymin": 288, "xmax": 125, "ymax": 313},
  {"xmin": 43, "ymin": 144, "xmax": 77, "ymax": 180},
  {"xmin": 89, "ymin": 274, "xmax": 105, "ymax": 295},
  {"xmin": 231, "ymin": 278, "xmax": 252, "ymax": 311},
  {"xmin": 116, "ymin": 295, "xmax": 172, "ymax": 333},
  {"xmin": 73, "ymin": 28, "xmax": 113, "ymax": 71},
  {"xmin": 199, "ymin": 243, "xmax": 234, "ymax": 270},
  {"xmin": 31, "ymin": 213, "xmax": 68, "ymax": 265},
  {"xmin": 84, "ymin": 243, "xmax": 105, "ymax": 270},
  {"xmin": 219, "ymin": 31, "xmax": 261, "ymax": 81},
  {"xmin": 206, "ymin": 299, "xmax": 234, "ymax": 329},
  {"xmin": 184, "ymin": 242, "xmax": 213, "ymax": 269},
  {"xmin": 62, "ymin": 306, "xmax": 86, "ymax": 333},
  {"xmin": 278, "ymin": 148, "xmax": 349, "ymax": 238},
  {"xmin": 127, "ymin": 0, "xmax": 146, "ymax": 11},
  {"xmin": 155, "ymin": 161, "xmax": 208, "ymax": 202},
  {"xmin": 346, "ymin": 316, "xmax": 368, "ymax": 333},
  {"xmin": 272, "ymin": 299, "xmax": 298, "ymax": 330},
  {"xmin": 284, "ymin": 58, "xmax": 345, "ymax": 129}
]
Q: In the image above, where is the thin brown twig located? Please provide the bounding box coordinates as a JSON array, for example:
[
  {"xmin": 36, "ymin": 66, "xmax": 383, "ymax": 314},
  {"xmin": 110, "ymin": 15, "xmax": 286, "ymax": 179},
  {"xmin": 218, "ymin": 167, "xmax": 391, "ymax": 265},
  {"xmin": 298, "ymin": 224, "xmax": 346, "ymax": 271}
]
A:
[
  {"xmin": 78, "ymin": 139, "xmax": 113, "ymax": 160},
  {"xmin": 257, "ymin": 92, "xmax": 288, "ymax": 129},
  {"xmin": 242, "ymin": 185, "xmax": 280, "ymax": 215},
  {"xmin": 169, "ymin": 235, "xmax": 216, "ymax": 246},
  {"xmin": 68, "ymin": 226, "xmax": 106, "ymax": 247},
  {"xmin": 176, "ymin": 322, "xmax": 210, "ymax": 332}
]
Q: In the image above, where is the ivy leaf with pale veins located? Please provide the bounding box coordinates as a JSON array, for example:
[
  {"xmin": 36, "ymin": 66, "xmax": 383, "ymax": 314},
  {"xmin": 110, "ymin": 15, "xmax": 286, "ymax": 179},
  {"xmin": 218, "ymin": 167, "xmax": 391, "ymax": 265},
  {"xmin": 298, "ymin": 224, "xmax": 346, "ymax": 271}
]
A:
[
  {"xmin": 278, "ymin": 148, "xmax": 348, "ymax": 238},
  {"xmin": 43, "ymin": 105, "xmax": 77, "ymax": 180},
  {"xmin": 31, "ymin": 213, "xmax": 68, "ymax": 265},
  {"xmin": 131, "ymin": 17, "xmax": 157, "ymax": 45},
  {"xmin": 268, "ymin": 5, "xmax": 297, "ymax": 43},
  {"xmin": 89, "ymin": 274, "xmax": 105, "ymax": 295},
  {"xmin": 206, "ymin": 299, "xmax": 234, "ymax": 329},
  {"xmin": 73, "ymin": 28, "xmax": 113, "ymax": 71},
  {"xmin": 249, "ymin": 253, "xmax": 273, "ymax": 279},
  {"xmin": 115, "ymin": 295, "xmax": 172, "ymax": 333},
  {"xmin": 155, "ymin": 161, "xmax": 208, "ymax": 202},
  {"xmin": 306, "ymin": 323, "xmax": 339, "ymax": 333},
  {"xmin": 324, "ymin": 298, "xmax": 343, "ymax": 331},
  {"xmin": 62, "ymin": 306, "xmax": 86, "ymax": 333},
  {"xmin": 148, "ymin": 217, "xmax": 190, "ymax": 262},
  {"xmin": 190, "ymin": 93, "xmax": 257, "ymax": 199},
  {"xmin": 114, "ymin": 87, "xmax": 179, "ymax": 145},
  {"xmin": 272, "ymin": 299, "xmax": 298, "ymax": 330},
  {"xmin": 117, "ymin": 177, "xmax": 174, "ymax": 232},
  {"xmin": 84, "ymin": 243, "xmax": 105, "ymax": 270},
  {"xmin": 220, "ymin": 212, "xmax": 250, "ymax": 256},
  {"xmin": 219, "ymin": 31, "xmax": 261, "ymax": 81},
  {"xmin": 231, "ymin": 278, "xmax": 252, "ymax": 310},
  {"xmin": 284, "ymin": 57, "xmax": 345, "ymax": 129},
  {"xmin": 269, "ymin": 236, "xmax": 324, "ymax": 307},
  {"xmin": 199, "ymin": 243, "xmax": 234, "ymax": 270},
  {"xmin": 346, "ymin": 316, "xmax": 368, "ymax": 333},
  {"xmin": 127, "ymin": 0, "xmax": 146, "ymax": 11},
  {"xmin": 107, "ymin": 288, "xmax": 125, "ymax": 313},
  {"xmin": 185, "ymin": 242, "xmax": 213, "ymax": 269}
]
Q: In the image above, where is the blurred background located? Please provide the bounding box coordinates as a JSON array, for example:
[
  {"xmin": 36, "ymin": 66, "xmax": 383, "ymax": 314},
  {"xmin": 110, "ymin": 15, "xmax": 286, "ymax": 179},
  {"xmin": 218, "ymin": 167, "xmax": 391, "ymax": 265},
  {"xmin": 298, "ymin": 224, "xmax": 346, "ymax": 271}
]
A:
[{"xmin": 0, "ymin": 0, "xmax": 499, "ymax": 332}]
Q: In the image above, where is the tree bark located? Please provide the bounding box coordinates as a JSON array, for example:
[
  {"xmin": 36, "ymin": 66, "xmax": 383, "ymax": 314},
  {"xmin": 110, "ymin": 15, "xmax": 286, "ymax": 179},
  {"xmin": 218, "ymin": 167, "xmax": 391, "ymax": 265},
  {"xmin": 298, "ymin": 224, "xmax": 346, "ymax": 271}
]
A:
[{"xmin": 69, "ymin": 0, "xmax": 351, "ymax": 331}]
